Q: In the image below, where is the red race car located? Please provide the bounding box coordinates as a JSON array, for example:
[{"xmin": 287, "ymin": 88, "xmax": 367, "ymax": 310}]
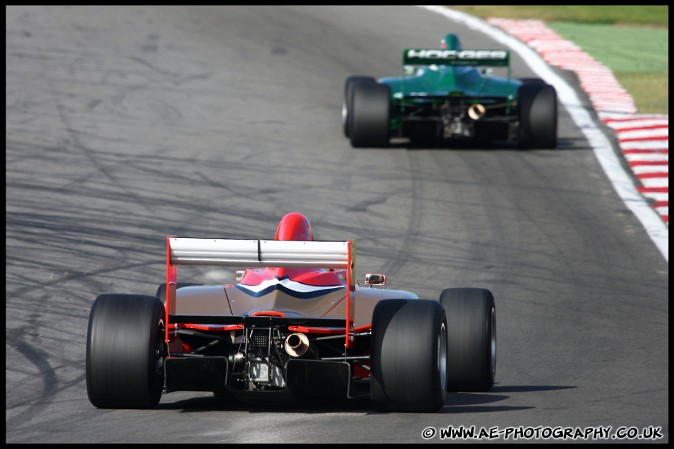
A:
[{"xmin": 86, "ymin": 212, "xmax": 496, "ymax": 412}]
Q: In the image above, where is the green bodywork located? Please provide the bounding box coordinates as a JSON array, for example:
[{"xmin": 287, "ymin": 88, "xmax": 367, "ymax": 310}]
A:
[
  {"xmin": 377, "ymin": 33, "xmax": 523, "ymax": 139},
  {"xmin": 381, "ymin": 65, "xmax": 518, "ymax": 100},
  {"xmin": 379, "ymin": 33, "xmax": 520, "ymax": 100}
]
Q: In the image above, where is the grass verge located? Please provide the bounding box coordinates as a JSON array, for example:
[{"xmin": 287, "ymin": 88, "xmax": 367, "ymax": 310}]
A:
[{"xmin": 448, "ymin": 6, "xmax": 669, "ymax": 114}]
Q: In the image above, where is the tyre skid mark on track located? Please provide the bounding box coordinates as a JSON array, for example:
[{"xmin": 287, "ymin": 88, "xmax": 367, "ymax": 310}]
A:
[
  {"xmin": 6, "ymin": 369, "xmax": 89, "ymax": 432},
  {"xmin": 6, "ymin": 259, "xmax": 159, "ymax": 302},
  {"xmin": 5, "ymin": 330, "xmax": 59, "ymax": 428},
  {"xmin": 379, "ymin": 152, "xmax": 423, "ymax": 278},
  {"xmin": 41, "ymin": 54, "xmax": 162, "ymax": 215}
]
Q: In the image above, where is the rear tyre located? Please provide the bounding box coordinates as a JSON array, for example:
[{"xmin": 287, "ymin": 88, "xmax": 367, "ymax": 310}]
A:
[
  {"xmin": 440, "ymin": 288, "xmax": 496, "ymax": 392},
  {"xmin": 517, "ymin": 77, "xmax": 547, "ymax": 85},
  {"xmin": 86, "ymin": 294, "xmax": 166, "ymax": 408},
  {"xmin": 517, "ymin": 83, "xmax": 557, "ymax": 149},
  {"xmin": 371, "ymin": 299, "xmax": 448, "ymax": 412},
  {"xmin": 343, "ymin": 76, "xmax": 376, "ymax": 138},
  {"xmin": 349, "ymin": 82, "xmax": 390, "ymax": 148}
]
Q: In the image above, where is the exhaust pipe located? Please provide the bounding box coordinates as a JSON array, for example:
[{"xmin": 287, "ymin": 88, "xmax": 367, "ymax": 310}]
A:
[
  {"xmin": 284, "ymin": 333, "xmax": 310, "ymax": 357},
  {"xmin": 468, "ymin": 103, "xmax": 486, "ymax": 120}
]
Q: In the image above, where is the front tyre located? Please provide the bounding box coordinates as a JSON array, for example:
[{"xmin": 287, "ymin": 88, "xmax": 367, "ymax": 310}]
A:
[
  {"xmin": 440, "ymin": 288, "xmax": 496, "ymax": 392},
  {"xmin": 371, "ymin": 299, "xmax": 448, "ymax": 412},
  {"xmin": 86, "ymin": 294, "xmax": 166, "ymax": 408}
]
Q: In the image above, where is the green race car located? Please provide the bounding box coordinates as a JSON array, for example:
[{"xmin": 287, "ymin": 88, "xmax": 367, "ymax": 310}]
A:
[{"xmin": 342, "ymin": 33, "xmax": 557, "ymax": 149}]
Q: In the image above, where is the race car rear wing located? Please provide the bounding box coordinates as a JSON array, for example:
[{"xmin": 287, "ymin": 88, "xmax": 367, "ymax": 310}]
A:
[
  {"xmin": 165, "ymin": 237, "xmax": 357, "ymax": 347},
  {"xmin": 403, "ymin": 48, "xmax": 510, "ymax": 66},
  {"xmin": 400, "ymin": 48, "xmax": 513, "ymax": 103}
]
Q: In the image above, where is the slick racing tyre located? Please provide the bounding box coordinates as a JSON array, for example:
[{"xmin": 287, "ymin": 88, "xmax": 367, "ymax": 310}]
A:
[
  {"xmin": 371, "ymin": 299, "xmax": 448, "ymax": 412},
  {"xmin": 440, "ymin": 288, "xmax": 496, "ymax": 392},
  {"xmin": 343, "ymin": 76, "xmax": 376, "ymax": 138},
  {"xmin": 517, "ymin": 77, "xmax": 547, "ymax": 85},
  {"xmin": 349, "ymin": 81, "xmax": 390, "ymax": 148},
  {"xmin": 517, "ymin": 82, "xmax": 558, "ymax": 149},
  {"xmin": 86, "ymin": 294, "xmax": 166, "ymax": 408}
]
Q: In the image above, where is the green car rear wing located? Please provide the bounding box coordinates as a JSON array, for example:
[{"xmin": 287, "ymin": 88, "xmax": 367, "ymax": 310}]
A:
[
  {"xmin": 402, "ymin": 48, "xmax": 510, "ymax": 67},
  {"xmin": 399, "ymin": 48, "xmax": 513, "ymax": 109}
]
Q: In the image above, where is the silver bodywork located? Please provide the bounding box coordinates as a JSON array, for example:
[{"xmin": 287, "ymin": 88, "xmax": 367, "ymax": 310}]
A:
[{"xmin": 175, "ymin": 281, "xmax": 418, "ymax": 328}]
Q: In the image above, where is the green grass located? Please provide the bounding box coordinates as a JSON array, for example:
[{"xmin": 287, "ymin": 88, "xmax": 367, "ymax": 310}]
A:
[
  {"xmin": 448, "ymin": 6, "xmax": 668, "ymax": 27},
  {"xmin": 448, "ymin": 6, "xmax": 669, "ymax": 114},
  {"xmin": 548, "ymin": 21, "xmax": 668, "ymax": 114},
  {"xmin": 614, "ymin": 72, "xmax": 669, "ymax": 114}
]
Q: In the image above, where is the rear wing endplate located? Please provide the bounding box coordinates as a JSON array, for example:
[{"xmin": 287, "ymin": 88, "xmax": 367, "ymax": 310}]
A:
[
  {"xmin": 403, "ymin": 48, "xmax": 510, "ymax": 66},
  {"xmin": 165, "ymin": 237, "xmax": 357, "ymax": 347}
]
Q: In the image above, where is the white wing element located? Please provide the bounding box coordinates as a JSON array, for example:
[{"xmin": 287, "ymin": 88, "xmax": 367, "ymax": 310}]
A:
[{"xmin": 168, "ymin": 238, "xmax": 350, "ymax": 269}]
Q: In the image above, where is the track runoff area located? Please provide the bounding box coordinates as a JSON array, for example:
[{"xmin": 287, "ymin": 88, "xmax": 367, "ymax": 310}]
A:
[{"xmin": 421, "ymin": 6, "xmax": 668, "ymax": 262}]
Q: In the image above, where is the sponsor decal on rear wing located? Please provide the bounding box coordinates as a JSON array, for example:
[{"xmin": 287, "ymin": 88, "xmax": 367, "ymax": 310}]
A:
[
  {"xmin": 165, "ymin": 237, "xmax": 357, "ymax": 347},
  {"xmin": 403, "ymin": 48, "xmax": 510, "ymax": 66}
]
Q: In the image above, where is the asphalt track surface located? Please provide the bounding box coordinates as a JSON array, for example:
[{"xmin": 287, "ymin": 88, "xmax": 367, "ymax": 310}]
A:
[{"xmin": 5, "ymin": 5, "xmax": 668, "ymax": 444}]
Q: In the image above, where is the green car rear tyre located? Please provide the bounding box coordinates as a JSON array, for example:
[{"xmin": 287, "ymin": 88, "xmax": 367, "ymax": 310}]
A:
[
  {"xmin": 343, "ymin": 76, "xmax": 376, "ymax": 138},
  {"xmin": 518, "ymin": 83, "xmax": 558, "ymax": 149},
  {"xmin": 349, "ymin": 82, "xmax": 390, "ymax": 148}
]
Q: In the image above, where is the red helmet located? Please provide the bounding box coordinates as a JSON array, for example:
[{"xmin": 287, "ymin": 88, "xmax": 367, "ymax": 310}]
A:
[{"xmin": 274, "ymin": 212, "xmax": 314, "ymax": 241}]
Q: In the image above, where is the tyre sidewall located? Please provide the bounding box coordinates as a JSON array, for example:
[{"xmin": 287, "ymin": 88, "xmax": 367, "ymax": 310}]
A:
[
  {"xmin": 440, "ymin": 288, "xmax": 496, "ymax": 392},
  {"xmin": 86, "ymin": 294, "xmax": 165, "ymax": 408},
  {"xmin": 517, "ymin": 83, "xmax": 558, "ymax": 149},
  {"xmin": 371, "ymin": 299, "xmax": 447, "ymax": 412}
]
